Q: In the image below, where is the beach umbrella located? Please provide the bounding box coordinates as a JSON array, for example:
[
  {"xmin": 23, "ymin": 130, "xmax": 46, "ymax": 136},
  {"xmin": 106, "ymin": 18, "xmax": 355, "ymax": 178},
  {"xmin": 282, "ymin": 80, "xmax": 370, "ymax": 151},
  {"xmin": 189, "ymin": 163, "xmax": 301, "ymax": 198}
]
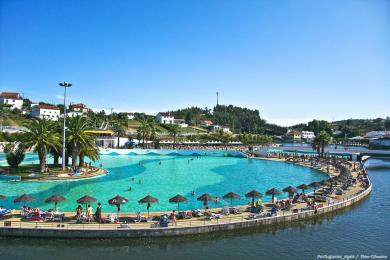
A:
[
  {"xmin": 296, "ymin": 184, "xmax": 310, "ymax": 194},
  {"xmin": 197, "ymin": 193, "xmax": 214, "ymax": 211},
  {"xmin": 14, "ymin": 194, "xmax": 36, "ymax": 207},
  {"xmin": 77, "ymin": 195, "xmax": 97, "ymax": 212},
  {"xmin": 309, "ymin": 181, "xmax": 321, "ymax": 192},
  {"xmin": 169, "ymin": 194, "xmax": 188, "ymax": 211},
  {"xmin": 282, "ymin": 186, "xmax": 298, "ymax": 198},
  {"xmin": 245, "ymin": 190, "xmax": 262, "ymax": 207},
  {"xmin": 266, "ymin": 188, "xmax": 282, "ymax": 203},
  {"xmin": 108, "ymin": 195, "xmax": 128, "ymax": 218},
  {"xmin": 0, "ymin": 195, "xmax": 6, "ymax": 201},
  {"xmin": 45, "ymin": 195, "xmax": 66, "ymax": 210},
  {"xmin": 222, "ymin": 192, "xmax": 241, "ymax": 206},
  {"xmin": 138, "ymin": 195, "xmax": 158, "ymax": 216}
]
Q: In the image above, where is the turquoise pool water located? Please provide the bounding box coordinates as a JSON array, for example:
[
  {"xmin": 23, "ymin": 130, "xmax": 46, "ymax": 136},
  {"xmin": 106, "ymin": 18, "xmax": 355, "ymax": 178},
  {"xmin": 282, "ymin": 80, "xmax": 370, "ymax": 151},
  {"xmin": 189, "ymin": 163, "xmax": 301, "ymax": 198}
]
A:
[{"xmin": 0, "ymin": 153, "xmax": 327, "ymax": 213}]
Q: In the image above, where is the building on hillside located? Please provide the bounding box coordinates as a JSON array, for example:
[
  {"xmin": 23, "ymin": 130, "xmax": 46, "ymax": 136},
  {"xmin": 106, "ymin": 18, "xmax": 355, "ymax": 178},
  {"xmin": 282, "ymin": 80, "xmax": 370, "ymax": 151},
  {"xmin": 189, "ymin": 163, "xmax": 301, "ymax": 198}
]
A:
[
  {"xmin": 69, "ymin": 103, "xmax": 90, "ymax": 113},
  {"xmin": 365, "ymin": 131, "xmax": 388, "ymax": 140},
  {"xmin": 67, "ymin": 111, "xmax": 84, "ymax": 117},
  {"xmin": 200, "ymin": 120, "xmax": 213, "ymax": 127},
  {"xmin": 0, "ymin": 92, "xmax": 23, "ymax": 110},
  {"xmin": 174, "ymin": 119, "xmax": 188, "ymax": 128},
  {"xmin": 31, "ymin": 105, "xmax": 60, "ymax": 120},
  {"xmin": 85, "ymin": 130, "xmax": 116, "ymax": 148},
  {"xmin": 301, "ymin": 131, "xmax": 315, "ymax": 141},
  {"xmin": 210, "ymin": 125, "xmax": 231, "ymax": 133},
  {"xmin": 369, "ymin": 136, "xmax": 390, "ymax": 149},
  {"xmin": 126, "ymin": 112, "xmax": 135, "ymax": 120},
  {"xmin": 286, "ymin": 130, "xmax": 302, "ymax": 142},
  {"xmin": 156, "ymin": 112, "xmax": 174, "ymax": 124}
]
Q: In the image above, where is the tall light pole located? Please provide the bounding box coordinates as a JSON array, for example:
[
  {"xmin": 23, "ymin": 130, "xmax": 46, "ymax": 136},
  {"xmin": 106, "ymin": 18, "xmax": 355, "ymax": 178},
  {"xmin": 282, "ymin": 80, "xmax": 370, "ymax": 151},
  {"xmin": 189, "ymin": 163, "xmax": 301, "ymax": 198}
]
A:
[{"xmin": 59, "ymin": 82, "xmax": 72, "ymax": 171}]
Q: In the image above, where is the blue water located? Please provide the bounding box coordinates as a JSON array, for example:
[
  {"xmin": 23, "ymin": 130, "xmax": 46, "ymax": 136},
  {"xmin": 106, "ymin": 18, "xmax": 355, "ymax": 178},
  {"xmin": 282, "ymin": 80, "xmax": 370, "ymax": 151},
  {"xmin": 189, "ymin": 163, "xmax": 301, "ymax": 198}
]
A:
[
  {"xmin": 0, "ymin": 153, "xmax": 327, "ymax": 213},
  {"xmin": 0, "ymin": 159, "xmax": 389, "ymax": 260}
]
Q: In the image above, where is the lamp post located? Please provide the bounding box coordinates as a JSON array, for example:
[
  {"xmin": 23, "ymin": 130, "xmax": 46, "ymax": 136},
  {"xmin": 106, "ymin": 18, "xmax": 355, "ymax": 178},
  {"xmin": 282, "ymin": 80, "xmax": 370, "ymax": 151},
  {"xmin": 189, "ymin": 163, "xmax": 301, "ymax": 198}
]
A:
[{"xmin": 59, "ymin": 82, "xmax": 72, "ymax": 171}]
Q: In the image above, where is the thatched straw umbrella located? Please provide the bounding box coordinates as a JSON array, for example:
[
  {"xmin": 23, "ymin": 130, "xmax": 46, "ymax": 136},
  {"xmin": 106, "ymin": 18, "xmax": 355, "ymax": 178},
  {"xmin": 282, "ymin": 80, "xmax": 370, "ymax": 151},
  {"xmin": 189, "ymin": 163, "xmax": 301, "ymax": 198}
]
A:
[
  {"xmin": 169, "ymin": 194, "xmax": 188, "ymax": 211},
  {"xmin": 222, "ymin": 192, "xmax": 241, "ymax": 206},
  {"xmin": 266, "ymin": 188, "xmax": 282, "ymax": 203},
  {"xmin": 45, "ymin": 195, "xmax": 66, "ymax": 210},
  {"xmin": 309, "ymin": 181, "xmax": 321, "ymax": 192},
  {"xmin": 197, "ymin": 193, "xmax": 214, "ymax": 211},
  {"xmin": 14, "ymin": 194, "xmax": 36, "ymax": 207},
  {"xmin": 245, "ymin": 190, "xmax": 262, "ymax": 207},
  {"xmin": 108, "ymin": 195, "xmax": 128, "ymax": 218},
  {"xmin": 296, "ymin": 184, "xmax": 310, "ymax": 194},
  {"xmin": 138, "ymin": 195, "xmax": 158, "ymax": 216},
  {"xmin": 77, "ymin": 195, "xmax": 97, "ymax": 212},
  {"xmin": 282, "ymin": 186, "xmax": 297, "ymax": 198}
]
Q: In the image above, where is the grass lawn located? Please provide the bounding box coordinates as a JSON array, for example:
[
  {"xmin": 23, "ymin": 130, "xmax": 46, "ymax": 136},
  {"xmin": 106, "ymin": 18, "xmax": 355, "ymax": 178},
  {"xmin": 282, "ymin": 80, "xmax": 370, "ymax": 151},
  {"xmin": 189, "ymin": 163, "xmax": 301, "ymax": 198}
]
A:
[{"xmin": 0, "ymin": 164, "xmax": 73, "ymax": 177}]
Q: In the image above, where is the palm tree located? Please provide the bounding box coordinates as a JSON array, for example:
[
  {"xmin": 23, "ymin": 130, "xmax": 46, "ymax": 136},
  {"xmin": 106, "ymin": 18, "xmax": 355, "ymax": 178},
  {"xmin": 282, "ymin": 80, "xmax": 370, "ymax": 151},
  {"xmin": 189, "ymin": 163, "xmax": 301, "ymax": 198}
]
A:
[
  {"xmin": 22, "ymin": 118, "xmax": 61, "ymax": 172},
  {"xmin": 318, "ymin": 131, "xmax": 330, "ymax": 157},
  {"xmin": 110, "ymin": 120, "xmax": 127, "ymax": 148},
  {"xmin": 66, "ymin": 116, "xmax": 95, "ymax": 167},
  {"xmin": 312, "ymin": 131, "xmax": 330, "ymax": 157},
  {"xmin": 137, "ymin": 119, "xmax": 151, "ymax": 148},
  {"xmin": 166, "ymin": 124, "xmax": 180, "ymax": 149},
  {"xmin": 79, "ymin": 144, "xmax": 100, "ymax": 167}
]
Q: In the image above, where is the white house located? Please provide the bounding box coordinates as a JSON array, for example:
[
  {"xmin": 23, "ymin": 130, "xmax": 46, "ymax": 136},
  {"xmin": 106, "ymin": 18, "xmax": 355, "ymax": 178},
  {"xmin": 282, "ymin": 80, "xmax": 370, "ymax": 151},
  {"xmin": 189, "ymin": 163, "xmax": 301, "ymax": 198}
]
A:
[
  {"xmin": 0, "ymin": 92, "xmax": 23, "ymax": 110},
  {"xmin": 31, "ymin": 104, "xmax": 60, "ymax": 121},
  {"xmin": 67, "ymin": 111, "xmax": 84, "ymax": 117},
  {"xmin": 200, "ymin": 120, "xmax": 213, "ymax": 127},
  {"xmin": 174, "ymin": 119, "xmax": 188, "ymax": 128},
  {"xmin": 211, "ymin": 125, "xmax": 231, "ymax": 133},
  {"xmin": 126, "ymin": 112, "xmax": 135, "ymax": 120},
  {"xmin": 301, "ymin": 131, "xmax": 315, "ymax": 141},
  {"xmin": 69, "ymin": 103, "xmax": 90, "ymax": 113},
  {"xmin": 156, "ymin": 112, "xmax": 174, "ymax": 124}
]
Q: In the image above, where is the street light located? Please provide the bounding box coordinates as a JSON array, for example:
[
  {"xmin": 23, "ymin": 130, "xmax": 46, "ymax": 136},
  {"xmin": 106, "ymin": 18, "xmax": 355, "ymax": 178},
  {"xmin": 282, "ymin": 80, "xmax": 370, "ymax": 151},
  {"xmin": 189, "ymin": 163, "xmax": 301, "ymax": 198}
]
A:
[{"xmin": 59, "ymin": 82, "xmax": 72, "ymax": 171}]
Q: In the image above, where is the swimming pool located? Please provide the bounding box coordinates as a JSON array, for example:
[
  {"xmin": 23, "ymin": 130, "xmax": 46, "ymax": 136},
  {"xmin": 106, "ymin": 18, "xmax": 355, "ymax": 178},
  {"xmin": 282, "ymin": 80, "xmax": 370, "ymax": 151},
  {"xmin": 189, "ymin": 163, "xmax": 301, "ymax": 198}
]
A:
[{"xmin": 0, "ymin": 152, "xmax": 328, "ymax": 213}]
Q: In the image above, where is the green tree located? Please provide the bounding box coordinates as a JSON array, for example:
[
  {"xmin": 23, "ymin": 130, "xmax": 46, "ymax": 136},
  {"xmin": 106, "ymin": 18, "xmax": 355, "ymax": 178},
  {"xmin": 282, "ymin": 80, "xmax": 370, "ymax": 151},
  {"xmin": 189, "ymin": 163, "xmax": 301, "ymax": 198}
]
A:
[
  {"xmin": 6, "ymin": 147, "xmax": 25, "ymax": 168},
  {"xmin": 110, "ymin": 120, "xmax": 127, "ymax": 148},
  {"xmin": 166, "ymin": 124, "xmax": 180, "ymax": 149},
  {"xmin": 66, "ymin": 116, "xmax": 95, "ymax": 167},
  {"xmin": 313, "ymin": 131, "xmax": 331, "ymax": 157},
  {"xmin": 22, "ymin": 118, "xmax": 61, "ymax": 172}
]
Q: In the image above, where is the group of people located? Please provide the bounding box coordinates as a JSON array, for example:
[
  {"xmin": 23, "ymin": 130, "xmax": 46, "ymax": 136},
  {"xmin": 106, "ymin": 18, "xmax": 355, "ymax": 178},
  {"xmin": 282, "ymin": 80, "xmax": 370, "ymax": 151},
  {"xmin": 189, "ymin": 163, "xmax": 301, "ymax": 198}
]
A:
[{"xmin": 75, "ymin": 203, "xmax": 102, "ymax": 223}]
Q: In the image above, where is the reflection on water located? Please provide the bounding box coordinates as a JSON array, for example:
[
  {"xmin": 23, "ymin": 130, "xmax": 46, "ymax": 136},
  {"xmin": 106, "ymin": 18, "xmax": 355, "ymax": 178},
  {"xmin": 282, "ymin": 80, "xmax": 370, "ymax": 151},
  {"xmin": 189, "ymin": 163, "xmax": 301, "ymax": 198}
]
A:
[{"xmin": 0, "ymin": 159, "xmax": 389, "ymax": 260}]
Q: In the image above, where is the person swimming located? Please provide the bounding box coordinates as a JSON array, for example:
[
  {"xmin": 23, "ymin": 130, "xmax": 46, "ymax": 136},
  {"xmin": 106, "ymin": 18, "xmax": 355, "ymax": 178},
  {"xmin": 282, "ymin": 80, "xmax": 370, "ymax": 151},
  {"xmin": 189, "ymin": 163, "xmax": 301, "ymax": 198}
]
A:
[
  {"xmin": 191, "ymin": 191, "xmax": 196, "ymax": 196},
  {"xmin": 159, "ymin": 161, "xmax": 162, "ymax": 165},
  {"xmin": 128, "ymin": 186, "xmax": 132, "ymax": 191},
  {"xmin": 131, "ymin": 177, "xmax": 135, "ymax": 182},
  {"xmin": 139, "ymin": 180, "xmax": 142, "ymax": 184}
]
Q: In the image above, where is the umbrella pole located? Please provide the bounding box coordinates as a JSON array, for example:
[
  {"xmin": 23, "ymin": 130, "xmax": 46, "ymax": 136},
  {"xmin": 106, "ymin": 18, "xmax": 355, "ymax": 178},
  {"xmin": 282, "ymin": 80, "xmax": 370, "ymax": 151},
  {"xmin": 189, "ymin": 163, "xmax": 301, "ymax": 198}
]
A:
[
  {"xmin": 230, "ymin": 198, "xmax": 233, "ymax": 207},
  {"xmin": 177, "ymin": 203, "xmax": 180, "ymax": 212}
]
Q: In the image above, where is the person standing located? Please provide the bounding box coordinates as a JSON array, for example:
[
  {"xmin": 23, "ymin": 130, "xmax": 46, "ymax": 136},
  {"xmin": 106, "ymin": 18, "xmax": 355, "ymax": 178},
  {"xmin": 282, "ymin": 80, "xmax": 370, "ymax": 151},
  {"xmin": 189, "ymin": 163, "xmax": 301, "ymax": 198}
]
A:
[
  {"xmin": 95, "ymin": 203, "xmax": 102, "ymax": 223},
  {"xmin": 87, "ymin": 204, "xmax": 93, "ymax": 223}
]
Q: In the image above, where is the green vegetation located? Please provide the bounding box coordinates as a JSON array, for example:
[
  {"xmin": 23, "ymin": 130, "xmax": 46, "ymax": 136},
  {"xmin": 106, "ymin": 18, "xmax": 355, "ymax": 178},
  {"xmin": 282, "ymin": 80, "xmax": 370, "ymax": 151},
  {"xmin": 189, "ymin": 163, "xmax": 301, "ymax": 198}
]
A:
[
  {"xmin": 5, "ymin": 145, "xmax": 25, "ymax": 168},
  {"xmin": 312, "ymin": 131, "xmax": 331, "ymax": 157}
]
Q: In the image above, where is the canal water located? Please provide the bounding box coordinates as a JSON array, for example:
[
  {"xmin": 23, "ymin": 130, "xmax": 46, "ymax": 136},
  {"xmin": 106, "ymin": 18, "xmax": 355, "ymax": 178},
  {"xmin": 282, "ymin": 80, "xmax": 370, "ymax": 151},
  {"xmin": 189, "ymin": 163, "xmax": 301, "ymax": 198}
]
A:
[{"xmin": 0, "ymin": 159, "xmax": 389, "ymax": 260}]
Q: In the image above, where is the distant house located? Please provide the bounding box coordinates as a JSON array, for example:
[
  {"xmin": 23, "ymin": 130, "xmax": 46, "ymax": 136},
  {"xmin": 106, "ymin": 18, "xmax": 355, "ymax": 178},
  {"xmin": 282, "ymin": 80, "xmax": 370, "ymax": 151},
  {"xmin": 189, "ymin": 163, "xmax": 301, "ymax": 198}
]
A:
[
  {"xmin": 67, "ymin": 111, "xmax": 84, "ymax": 117},
  {"xmin": 210, "ymin": 125, "xmax": 231, "ymax": 133},
  {"xmin": 31, "ymin": 104, "xmax": 60, "ymax": 121},
  {"xmin": 286, "ymin": 130, "xmax": 301, "ymax": 141},
  {"xmin": 156, "ymin": 112, "xmax": 174, "ymax": 124},
  {"xmin": 369, "ymin": 136, "xmax": 390, "ymax": 150},
  {"xmin": 201, "ymin": 120, "xmax": 213, "ymax": 127},
  {"xmin": 126, "ymin": 112, "xmax": 135, "ymax": 120},
  {"xmin": 365, "ymin": 131, "xmax": 388, "ymax": 140},
  {"xmin": 69, "ymin": 103, "xmax": 90, "ymax": 114},
  {"xmin": 174, "ymin": 119, "xmax": 188, "ymax": 128},
  {"xmin": 0, "ymin": 92, "xmax": 23, "ymax": 110},
  {"xmin": 301, "ymin": 131, "xmax": 315, "ymax": 141}
]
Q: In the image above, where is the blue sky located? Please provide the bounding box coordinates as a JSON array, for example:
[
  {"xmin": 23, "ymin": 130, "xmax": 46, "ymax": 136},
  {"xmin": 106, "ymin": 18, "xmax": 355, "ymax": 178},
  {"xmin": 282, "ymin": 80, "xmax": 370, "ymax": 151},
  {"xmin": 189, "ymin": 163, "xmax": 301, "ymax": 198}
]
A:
[{"xmin": 1, "ymin": 0, "xmax": 389, "ymax": 125}]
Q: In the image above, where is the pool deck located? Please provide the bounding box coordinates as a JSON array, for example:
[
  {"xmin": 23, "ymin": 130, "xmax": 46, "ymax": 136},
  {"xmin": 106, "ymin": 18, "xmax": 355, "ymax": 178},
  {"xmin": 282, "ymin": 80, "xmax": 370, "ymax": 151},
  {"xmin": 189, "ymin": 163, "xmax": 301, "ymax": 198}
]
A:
[{"xmin": 0, "ymin": 157, "xmax": 371, "ymax": 238}]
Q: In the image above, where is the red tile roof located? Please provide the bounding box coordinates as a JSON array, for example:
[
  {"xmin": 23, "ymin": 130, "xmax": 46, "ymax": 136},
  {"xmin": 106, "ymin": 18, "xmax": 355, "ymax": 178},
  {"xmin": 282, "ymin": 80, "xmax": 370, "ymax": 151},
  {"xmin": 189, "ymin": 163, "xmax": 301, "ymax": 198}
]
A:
[
  {"xmin": 35, "ymin": 104, "xmax": 60, "ymax": 110},
  {"xmin": 0, "ymin": 92, "xmax": 22, "ymax": 100}
]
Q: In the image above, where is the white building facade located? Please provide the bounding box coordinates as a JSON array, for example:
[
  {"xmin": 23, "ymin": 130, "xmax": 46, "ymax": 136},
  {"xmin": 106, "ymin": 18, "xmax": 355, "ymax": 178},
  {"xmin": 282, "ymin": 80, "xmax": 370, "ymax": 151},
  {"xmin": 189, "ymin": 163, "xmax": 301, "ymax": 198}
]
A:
[
  {"xmin": 31, "ymin": 105, "xmax": 61, "ymax": 121},
  {"xmin": 0, "ymin": 92, "xmax": 23, "ymax": 110},
  {"xmin": 156, "ymin": 112, "xmax": 175, "ymax": 124},
  {"xmin": 301, "ymin": 131, "xmax": 315, "ymax": 141}
]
